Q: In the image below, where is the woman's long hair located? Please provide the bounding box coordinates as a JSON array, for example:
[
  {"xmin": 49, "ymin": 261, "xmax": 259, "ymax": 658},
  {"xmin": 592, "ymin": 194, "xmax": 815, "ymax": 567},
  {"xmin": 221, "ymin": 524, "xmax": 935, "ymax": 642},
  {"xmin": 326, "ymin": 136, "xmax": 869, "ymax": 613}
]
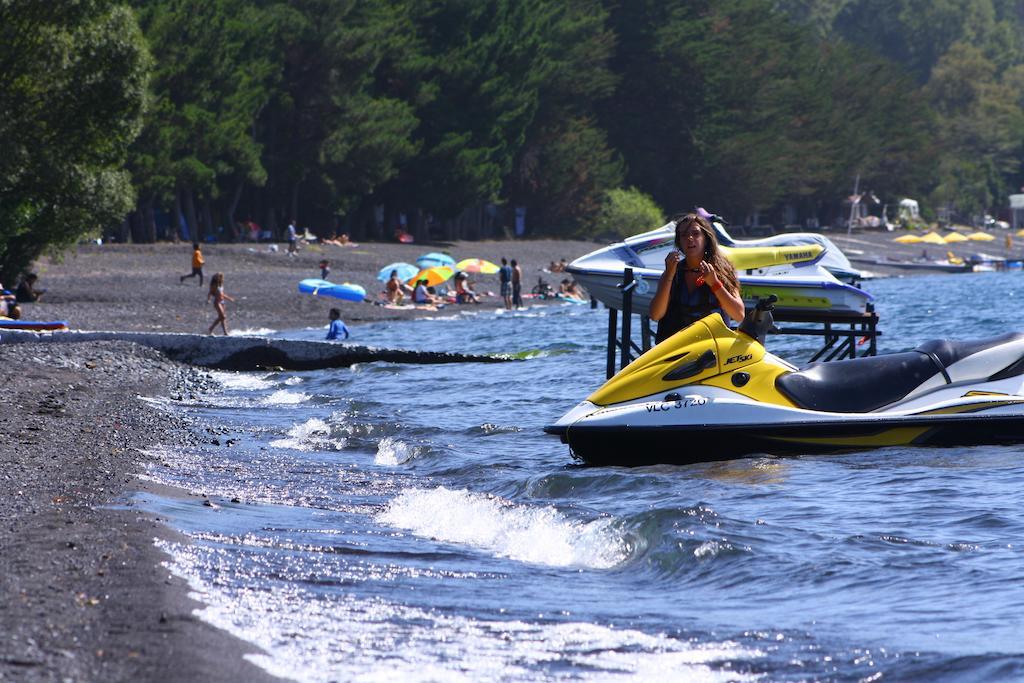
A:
[
  {"xmin": 672, "ymin": 213, "xmax": 739, "ymax": 295},
  {"xmin": 208, "ymin": 272, "xmax": 224, "ymax": 297}
]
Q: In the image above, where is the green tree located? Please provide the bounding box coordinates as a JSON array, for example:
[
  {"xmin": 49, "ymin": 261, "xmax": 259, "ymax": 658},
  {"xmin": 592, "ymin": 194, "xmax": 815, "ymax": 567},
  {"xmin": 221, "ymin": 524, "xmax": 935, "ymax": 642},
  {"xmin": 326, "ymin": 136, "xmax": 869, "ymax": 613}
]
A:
[
  {"xmin": 375, "ymin": 0, "xmax": 551, "ymax": 237},
  {"xmin": 259, "ymin": 0, "xmax": 421, "ymax": 233},
  {"xmin": 129, "ymin": 0, "xmax": 283, "ymax": 241},
  {"xmin": 926, "ymin": 42, "xmax": 1024, "ymax": 216},
  {"xmin": 505, "ymin": 0, "xmax": 624, "ymax": 235},
  {"xmin": 0, "ymin": 0, "xmax": 149, "ymax": 281},
  {"xmin": 589, "ymin": 187, "xmax": 664, "ymax": 239}
]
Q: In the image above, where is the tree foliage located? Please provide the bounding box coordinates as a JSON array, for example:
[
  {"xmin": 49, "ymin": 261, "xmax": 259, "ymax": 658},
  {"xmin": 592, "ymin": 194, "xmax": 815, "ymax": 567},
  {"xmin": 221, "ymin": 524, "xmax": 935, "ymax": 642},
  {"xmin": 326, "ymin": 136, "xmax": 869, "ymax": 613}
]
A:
[
  {"xmin": 0, "ymin": 0, "xmax": 149, "ymax": 281},
  {"xmin": 590, "ymin": 187, "xmax": 664, "ymax": 240},
  {"xmin": 9, "ymin": 0, "xmax": 1024, "ymax": 264}
]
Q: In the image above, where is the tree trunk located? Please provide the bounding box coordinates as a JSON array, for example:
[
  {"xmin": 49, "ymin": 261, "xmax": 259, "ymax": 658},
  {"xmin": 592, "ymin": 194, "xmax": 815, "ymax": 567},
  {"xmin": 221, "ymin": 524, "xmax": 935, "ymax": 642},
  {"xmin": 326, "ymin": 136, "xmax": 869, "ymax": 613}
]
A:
[
  {"xmin": 172, "ymin": 190, "xmax": 184, "ymax": 242},
  {"xmin": 289, "ymin": 180, "xmax": 300, "ymax": 227},
  {"xmin": 202, "ymin": 200, "xmax": 215, "ymax": 242},
  {"xmin": 266, "ymin": 207, "xmax": 278, "ymax": 240},
  {"xmin": 116, "ymin": 217, "xmax": 131, "ymax": 244},
  {"xmin": 142, "ymin": 199, "xmax": 156, "ymax": 243},
  {"xmin": 182, "ymin": 189, "xmax": 200, "ymax": 243},
  {"xmin": 226, "ymin": 179, "xmax": 244, "ymax": 241}
]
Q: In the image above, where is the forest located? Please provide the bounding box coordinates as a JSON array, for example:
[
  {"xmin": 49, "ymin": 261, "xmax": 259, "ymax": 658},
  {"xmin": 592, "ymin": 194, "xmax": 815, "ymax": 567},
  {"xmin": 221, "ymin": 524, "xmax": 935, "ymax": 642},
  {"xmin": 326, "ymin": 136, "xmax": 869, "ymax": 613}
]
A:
[{"xmin": 3, "ymin": 0, "xmax": 1024, "ymax": 279}]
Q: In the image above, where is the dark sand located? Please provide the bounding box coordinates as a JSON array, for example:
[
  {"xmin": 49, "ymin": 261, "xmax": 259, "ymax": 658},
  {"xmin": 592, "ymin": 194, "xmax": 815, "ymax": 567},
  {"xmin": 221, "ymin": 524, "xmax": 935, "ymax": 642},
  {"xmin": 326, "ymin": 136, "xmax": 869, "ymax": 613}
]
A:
[
  {"xmin": 22, "ymin": 238, "xmax": 604, "ymax": 333},
  {"xmin": 2, "ymin": 228, "xmax": 1013, "ymax": 680}
]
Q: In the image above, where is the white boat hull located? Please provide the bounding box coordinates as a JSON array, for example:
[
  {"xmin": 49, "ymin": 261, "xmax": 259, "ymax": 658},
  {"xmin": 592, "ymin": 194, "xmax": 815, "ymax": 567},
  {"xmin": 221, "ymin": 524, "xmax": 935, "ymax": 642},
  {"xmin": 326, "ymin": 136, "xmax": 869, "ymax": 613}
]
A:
[{"xmin": 569, "ymin": 222, "xmax": 873, "ymax": 316}]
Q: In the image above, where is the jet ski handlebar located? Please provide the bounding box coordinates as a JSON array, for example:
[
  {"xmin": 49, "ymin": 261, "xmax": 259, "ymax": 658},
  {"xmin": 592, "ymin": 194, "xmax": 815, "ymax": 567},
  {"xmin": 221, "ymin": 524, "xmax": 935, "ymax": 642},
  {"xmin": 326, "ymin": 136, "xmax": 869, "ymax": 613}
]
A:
[{"xmin": 738, "ymin": 295, "xmax": 778, "ymax": 345}]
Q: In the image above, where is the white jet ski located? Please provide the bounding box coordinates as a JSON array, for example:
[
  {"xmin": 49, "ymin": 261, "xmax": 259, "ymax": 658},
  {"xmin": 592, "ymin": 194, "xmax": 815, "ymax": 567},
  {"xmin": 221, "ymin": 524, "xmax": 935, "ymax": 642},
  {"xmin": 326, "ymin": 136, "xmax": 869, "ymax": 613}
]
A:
[
  {"xmin": 546, "ymin": 296, "xmax": 1024, "ymax": 466},
  {"xmin": 568, "ymin": 219, "xmax": 872, "ymax": 316}
]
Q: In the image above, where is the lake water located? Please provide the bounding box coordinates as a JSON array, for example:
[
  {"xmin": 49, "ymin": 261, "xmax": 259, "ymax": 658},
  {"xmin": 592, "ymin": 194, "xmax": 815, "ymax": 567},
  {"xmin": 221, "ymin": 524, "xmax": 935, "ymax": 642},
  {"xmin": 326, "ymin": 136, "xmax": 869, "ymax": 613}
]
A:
[{"xmin": 138, "ymin": 271, "xmax": 1024, "ymax": 681}]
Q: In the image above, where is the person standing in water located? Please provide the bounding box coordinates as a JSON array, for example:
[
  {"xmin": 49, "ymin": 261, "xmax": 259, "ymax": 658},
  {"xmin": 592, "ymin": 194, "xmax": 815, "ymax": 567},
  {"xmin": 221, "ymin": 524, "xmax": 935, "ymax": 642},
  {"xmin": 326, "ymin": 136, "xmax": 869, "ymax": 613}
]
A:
[
  {"xmin": 511, "ymin": 259, "xmax": 523, "ymax": 309},
  {"xmin": 206, "ymin": 272, "xmax": 235, "ymax": 335},
  {"xmin": 499, "ymin": 258, "xmax": 513, "ymax": 310},
  {"xmin": 326, "ymin": 308, "xmax": 350, "ymax": 340},
  {"xmin": 180, "ymin": 243, "xmax": 205, "ymax": 286}
]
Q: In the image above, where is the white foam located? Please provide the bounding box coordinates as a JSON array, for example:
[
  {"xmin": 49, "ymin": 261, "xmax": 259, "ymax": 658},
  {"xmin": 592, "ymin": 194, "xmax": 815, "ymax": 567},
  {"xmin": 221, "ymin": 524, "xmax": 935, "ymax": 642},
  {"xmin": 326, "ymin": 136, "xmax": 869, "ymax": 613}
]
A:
[
  {"xmin": 270, "ymin": 417, "xmax": 346, "ymax": 451},
  {"xmin": 378, "ymin": 487, "xmax": 631, "ymax": 569},
  {"xmin": 374, "ymin": 437, "xmax": 419, "ymax": 465},
  {"xmin": 211, "ymin": 371, "xmax": 276, "ymax": 391},
  {"xmin": 156, "ymin": 537, "xmax": 762, "ymax": 683},
  {"xmin": 229, "ymin": 327, "xmax": 277, "ymax": 336},
  {"xmin": 259, "ymin": 389, "xmax": 311, "ymax": 405}
]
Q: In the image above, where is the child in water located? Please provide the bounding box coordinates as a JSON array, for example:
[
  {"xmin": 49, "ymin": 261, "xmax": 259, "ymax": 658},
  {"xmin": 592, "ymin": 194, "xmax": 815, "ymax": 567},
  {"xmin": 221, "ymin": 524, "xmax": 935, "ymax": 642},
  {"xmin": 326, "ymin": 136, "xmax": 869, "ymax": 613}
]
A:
[
  {"xmin": 326, "ymin": 308, "xmax": 350, "ymax": 340},
  {"xmin": 206, "ymin": 272, "xmax": 235, "ymax": 335}
]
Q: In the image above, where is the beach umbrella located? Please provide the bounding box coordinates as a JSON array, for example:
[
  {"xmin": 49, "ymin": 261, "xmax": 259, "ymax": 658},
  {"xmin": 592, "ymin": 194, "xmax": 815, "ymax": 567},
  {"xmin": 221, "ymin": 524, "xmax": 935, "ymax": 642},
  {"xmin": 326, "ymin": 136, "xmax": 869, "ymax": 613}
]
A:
[
  {"xmin": 455, "ymin": 258, "xmax": 500, "ymax": 274},
  {"xmin": 893, "ymin": 234, "xmax": 922, "ymax": 244},
  {"xmin": 967, "ymin": 231, "xmax": 996, "ymax": 241},
  {"xmin": 416, "ymin": 252, "xmax": 456, "ymax": 268},
  {"xmin": 377, "ymin": 262, "xmax": 419, "ymax": 282},
  {"xmin": 943, "ymin": 232, "xmax": 968, "ymax": 242},
  {"xmin": 407, "ymin": 265, "xmax": 454, "ymax": 287},
  {"xmin": 920, "ymin": 231, "xmax": 947, "ymax": 245}
]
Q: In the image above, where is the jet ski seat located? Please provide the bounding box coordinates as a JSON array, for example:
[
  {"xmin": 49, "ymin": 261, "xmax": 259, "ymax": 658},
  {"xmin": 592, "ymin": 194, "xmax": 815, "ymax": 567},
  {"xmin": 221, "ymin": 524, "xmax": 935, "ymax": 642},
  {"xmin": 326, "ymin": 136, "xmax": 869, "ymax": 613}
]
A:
[
  {"xmin": 776, "ymin": 351, "xmax": 944, "ymax": 413},
  {"xmin": 776, "ymin": 332, "xmax": 1024, "ymax": 413}
]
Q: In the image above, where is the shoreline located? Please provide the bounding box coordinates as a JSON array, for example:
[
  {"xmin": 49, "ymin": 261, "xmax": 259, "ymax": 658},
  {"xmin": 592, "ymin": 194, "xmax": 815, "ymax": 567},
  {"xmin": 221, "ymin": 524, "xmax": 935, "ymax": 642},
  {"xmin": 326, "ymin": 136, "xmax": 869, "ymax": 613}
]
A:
[{"xmin": 0, "ymin": 340, "xmax": 281, "ymax": 681}]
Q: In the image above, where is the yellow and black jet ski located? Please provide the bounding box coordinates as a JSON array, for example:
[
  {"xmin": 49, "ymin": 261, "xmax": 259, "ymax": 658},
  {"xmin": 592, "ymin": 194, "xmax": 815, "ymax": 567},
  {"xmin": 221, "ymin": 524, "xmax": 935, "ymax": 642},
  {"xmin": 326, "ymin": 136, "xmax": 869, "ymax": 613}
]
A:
[{"xmin": 545, "ymin": 297, "xmax": 1024, "ymax": 466}]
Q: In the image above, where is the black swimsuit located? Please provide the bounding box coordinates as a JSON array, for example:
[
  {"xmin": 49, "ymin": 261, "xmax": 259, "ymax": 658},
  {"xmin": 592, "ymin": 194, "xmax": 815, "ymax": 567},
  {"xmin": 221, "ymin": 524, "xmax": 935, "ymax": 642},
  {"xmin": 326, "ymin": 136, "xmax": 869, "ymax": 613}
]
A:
[{"xmin": 655, "ymin": 271, "xmax": 729, "ymax": 343}]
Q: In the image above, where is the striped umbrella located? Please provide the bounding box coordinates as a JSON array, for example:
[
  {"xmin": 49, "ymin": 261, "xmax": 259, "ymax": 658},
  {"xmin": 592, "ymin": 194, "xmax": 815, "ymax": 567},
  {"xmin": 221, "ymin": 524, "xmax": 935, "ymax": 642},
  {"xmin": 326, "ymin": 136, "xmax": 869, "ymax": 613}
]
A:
[{"xmin": 407, "ymin": 266, "xmax": 454, "ymax": 287}]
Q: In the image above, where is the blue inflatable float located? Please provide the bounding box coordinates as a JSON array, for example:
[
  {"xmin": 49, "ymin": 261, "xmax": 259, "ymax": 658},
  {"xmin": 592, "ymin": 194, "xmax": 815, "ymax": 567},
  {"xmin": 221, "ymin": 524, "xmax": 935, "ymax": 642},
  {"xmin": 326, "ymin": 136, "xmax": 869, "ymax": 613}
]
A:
[{"xmin": 298, "ymin": 279, "xmax": 366, "ymax": 302}]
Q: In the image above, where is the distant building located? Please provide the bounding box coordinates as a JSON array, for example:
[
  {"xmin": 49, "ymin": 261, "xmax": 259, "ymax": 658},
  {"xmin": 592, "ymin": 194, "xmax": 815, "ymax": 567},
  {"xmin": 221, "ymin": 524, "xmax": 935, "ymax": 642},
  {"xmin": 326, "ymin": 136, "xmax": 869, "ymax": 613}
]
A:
[{"xmin": 1010, "ymin": 194, "xmax": 1024, "ymax": 230}]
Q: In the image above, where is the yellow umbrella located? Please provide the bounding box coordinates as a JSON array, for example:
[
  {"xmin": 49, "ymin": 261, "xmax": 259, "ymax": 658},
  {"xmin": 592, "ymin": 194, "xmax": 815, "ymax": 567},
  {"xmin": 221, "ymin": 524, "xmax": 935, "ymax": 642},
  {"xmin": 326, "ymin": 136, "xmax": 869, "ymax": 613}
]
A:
[
  {"xmin": 893, "ymin": 234, "xmax": 922, "ymax": 243},
  {"xmin": 920, "ymin": 231, "xmax": 947, "ymax": 244},
  {"xmin": 967, "ymin": 231, "xmax": 995, "ymax": 241},
  {"xmin": 407, "ymin": 265, "xmax": 454, "ymax": 287},
  {"xmin": 455, "ymin": 258, "xmax": 500, "ymax": 274},
  {"xmin": 943, "ymin": 232, "xmax": 968, "ymax": 242},
  {"xmin": 1016, "ymin": 228, "xmax": 1024, "ymax": 238}
]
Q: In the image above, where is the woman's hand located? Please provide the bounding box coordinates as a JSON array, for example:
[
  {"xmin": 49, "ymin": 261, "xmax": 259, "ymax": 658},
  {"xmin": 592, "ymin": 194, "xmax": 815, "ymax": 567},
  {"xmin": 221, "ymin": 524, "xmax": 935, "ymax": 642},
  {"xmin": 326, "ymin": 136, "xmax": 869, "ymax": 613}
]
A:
[
  {"xmin": 698, "ymin": 260, "xmax": 719, "ymax": 288},
  {"xmin": 664, "ymin": 249, "xmax": 682, "ymax": 274}
]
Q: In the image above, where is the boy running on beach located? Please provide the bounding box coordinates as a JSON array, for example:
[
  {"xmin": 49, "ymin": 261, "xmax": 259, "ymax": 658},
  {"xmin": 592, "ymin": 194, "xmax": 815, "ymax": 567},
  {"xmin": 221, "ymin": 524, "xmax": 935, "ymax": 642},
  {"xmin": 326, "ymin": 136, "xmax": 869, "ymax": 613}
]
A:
[{"xmin": 180, "ymin": 243, "xmax": 205, "ymax": 286}]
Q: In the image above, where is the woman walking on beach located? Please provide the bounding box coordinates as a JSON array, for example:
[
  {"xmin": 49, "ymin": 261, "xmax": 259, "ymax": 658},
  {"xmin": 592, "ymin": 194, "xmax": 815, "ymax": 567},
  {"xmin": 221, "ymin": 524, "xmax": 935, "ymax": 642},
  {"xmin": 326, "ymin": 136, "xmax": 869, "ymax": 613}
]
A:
[{"xmin": 207, "ymin": 272, "xmax": 235, "ymax": 335}]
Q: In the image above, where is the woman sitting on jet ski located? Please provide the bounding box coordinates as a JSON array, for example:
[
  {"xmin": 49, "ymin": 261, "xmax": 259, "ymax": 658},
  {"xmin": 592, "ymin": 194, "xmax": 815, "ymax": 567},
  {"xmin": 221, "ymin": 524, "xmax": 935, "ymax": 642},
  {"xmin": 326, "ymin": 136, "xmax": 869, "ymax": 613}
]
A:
[{"xmin": 649, "ymin": 213, "xmax": 745, "ymax": 343}]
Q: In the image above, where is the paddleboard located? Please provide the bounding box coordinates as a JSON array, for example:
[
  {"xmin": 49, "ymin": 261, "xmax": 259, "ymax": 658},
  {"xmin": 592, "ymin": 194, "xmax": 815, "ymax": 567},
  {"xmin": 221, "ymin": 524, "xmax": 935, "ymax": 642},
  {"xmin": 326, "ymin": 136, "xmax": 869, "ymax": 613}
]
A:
[
  {"xmin": 298, "ymin": 279, "xmax": 366, "ymax": 302},
  {"xmin": 0, "ymin": 320, "xmax": 68, "ymax": 331}
]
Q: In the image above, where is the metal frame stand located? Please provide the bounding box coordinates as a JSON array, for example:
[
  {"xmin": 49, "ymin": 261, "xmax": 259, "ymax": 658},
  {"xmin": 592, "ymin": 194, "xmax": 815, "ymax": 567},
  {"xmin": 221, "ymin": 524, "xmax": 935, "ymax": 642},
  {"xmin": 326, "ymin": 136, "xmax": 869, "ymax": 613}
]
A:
[{"xmin": 604, "ymin": 268, "xmax": 880, "ymax": 379}]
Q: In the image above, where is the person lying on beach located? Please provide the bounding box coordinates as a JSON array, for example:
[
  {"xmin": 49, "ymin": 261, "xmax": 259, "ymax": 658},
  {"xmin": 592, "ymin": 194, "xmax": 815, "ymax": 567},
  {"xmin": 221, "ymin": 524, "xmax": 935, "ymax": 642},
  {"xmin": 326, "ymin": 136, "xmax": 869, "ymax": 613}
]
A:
[{"xmin": 322, "ymin": 233, "xmax": 358, "ymax": 247}]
